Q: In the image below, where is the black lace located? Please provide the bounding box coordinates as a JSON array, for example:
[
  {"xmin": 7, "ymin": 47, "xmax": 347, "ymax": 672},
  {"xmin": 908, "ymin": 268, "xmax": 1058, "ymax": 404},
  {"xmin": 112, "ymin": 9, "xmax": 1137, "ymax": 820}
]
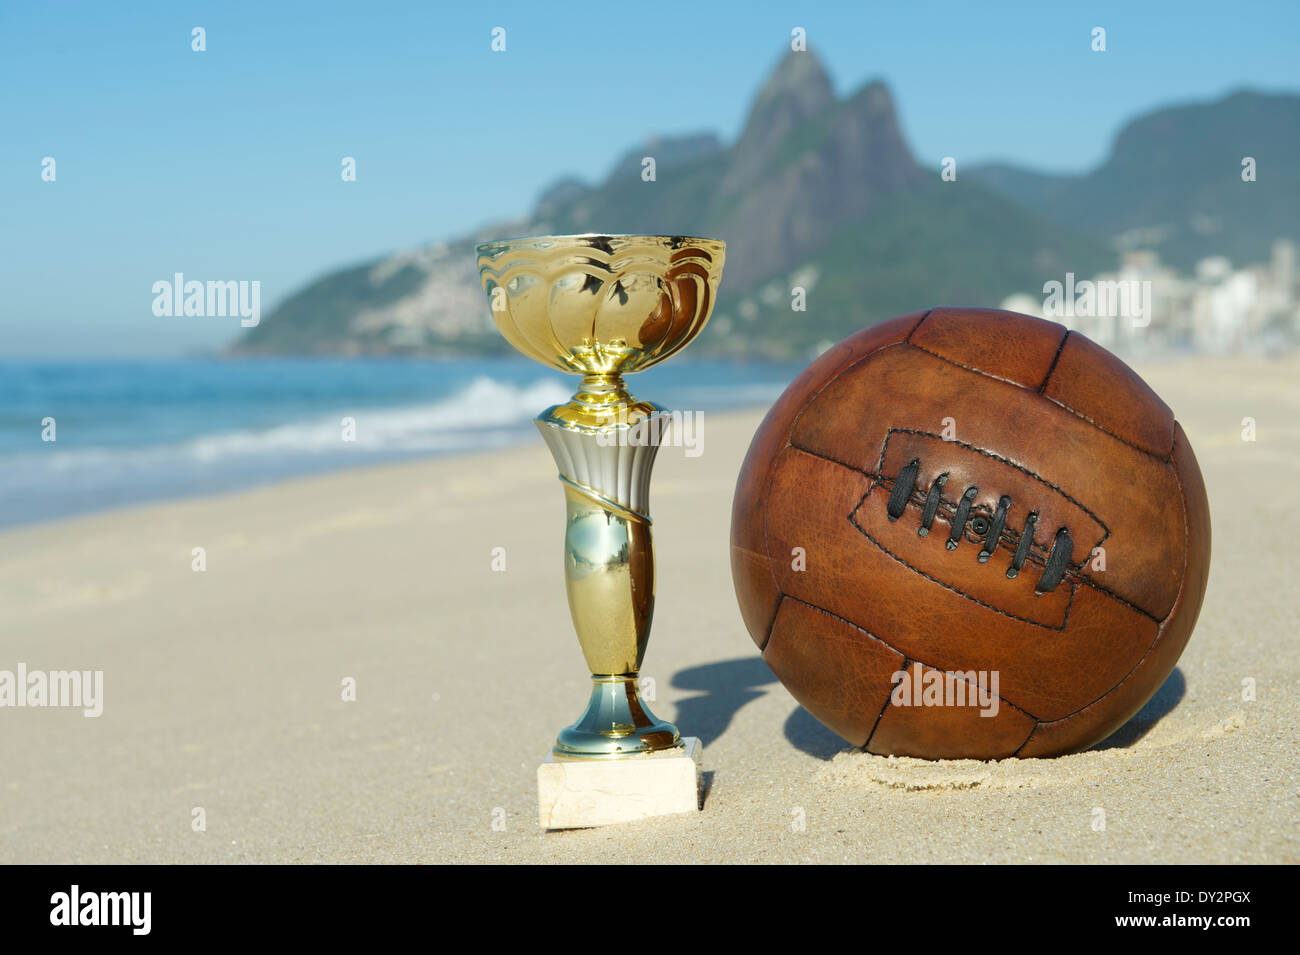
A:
[{"xmin": 885, "ymin": 458, "xmax": 1073, "ymax": 594}]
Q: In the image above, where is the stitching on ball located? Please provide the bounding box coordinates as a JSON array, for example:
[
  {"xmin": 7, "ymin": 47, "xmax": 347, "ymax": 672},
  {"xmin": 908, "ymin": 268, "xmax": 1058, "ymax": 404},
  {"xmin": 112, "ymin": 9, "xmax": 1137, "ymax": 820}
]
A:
[{"xmin": 847, "ymin": 492, "xmax": 1076, "ymax": 633}]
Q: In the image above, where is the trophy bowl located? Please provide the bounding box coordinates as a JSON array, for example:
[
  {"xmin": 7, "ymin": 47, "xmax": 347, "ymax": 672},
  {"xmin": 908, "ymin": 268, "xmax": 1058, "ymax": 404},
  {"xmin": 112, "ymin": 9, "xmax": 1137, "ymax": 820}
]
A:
[{"xmin": 476, "ymin": 234, "xmax": 725, "ymax": 427}]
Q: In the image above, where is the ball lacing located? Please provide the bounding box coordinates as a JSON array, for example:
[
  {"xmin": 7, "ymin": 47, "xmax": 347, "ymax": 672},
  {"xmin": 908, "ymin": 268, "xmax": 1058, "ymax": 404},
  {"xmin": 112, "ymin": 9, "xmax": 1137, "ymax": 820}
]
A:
[{"xmin": 885, "ymin": 457, "xmax": 1074, "ymax": 595}]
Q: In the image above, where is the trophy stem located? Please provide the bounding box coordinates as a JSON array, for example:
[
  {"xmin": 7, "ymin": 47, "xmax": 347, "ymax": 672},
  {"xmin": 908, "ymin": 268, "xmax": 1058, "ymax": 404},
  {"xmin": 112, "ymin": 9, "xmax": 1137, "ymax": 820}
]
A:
[{"xmin": 535, "ymin": 404, "xmax": 683, "ymax": 759}]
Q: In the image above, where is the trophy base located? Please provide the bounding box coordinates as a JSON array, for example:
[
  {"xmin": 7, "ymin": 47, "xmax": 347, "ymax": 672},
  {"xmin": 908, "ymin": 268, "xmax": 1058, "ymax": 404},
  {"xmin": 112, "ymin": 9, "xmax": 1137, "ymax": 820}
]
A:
[
  {"xmin": 538, "ymin": 737, "xmax": 702, "ymax": 830},
  {"xmin": 552, "ymin": 675, "xmax": 683, "ymax": 759}
]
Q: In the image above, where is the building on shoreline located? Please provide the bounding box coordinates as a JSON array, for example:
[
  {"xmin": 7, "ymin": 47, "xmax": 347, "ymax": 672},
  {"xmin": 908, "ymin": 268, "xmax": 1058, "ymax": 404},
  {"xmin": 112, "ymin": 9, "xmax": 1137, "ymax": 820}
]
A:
[{"xmin": 1003, "ymin": 238, "xmax": 1299, "ymax": 355}]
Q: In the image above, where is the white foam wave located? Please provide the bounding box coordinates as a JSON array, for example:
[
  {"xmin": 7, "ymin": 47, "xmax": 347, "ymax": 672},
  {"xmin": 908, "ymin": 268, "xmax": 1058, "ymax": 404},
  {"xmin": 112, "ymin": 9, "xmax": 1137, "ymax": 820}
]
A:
[
  {"xmin": 186, "ymin": 376, "xmax": 568, "ymax": 459},
  {"xmin": 1, "ymin": 376, "xmax": 570, "ymax": 488}
]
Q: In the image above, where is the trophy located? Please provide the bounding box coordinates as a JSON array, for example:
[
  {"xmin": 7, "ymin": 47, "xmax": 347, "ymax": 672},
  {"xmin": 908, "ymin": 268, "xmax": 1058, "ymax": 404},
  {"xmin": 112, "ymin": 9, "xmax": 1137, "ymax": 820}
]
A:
[{"xmin": 476, "ymin": 234, "xmax": 725, "ymax": 826}]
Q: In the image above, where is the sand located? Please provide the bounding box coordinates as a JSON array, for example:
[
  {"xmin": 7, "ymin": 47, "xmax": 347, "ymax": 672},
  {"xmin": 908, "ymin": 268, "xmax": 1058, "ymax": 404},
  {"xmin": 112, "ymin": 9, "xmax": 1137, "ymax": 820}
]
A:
[{"xmin": 1, "ymin": 355, "xmax": 1296, "ymax": 864}]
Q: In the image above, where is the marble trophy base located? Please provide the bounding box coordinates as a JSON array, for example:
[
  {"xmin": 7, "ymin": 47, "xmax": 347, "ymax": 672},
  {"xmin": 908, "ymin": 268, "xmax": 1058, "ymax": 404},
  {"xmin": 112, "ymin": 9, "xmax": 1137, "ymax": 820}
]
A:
[{"xmin": 537, "ymin": 737, "xmax": 703, "ymax": 830}]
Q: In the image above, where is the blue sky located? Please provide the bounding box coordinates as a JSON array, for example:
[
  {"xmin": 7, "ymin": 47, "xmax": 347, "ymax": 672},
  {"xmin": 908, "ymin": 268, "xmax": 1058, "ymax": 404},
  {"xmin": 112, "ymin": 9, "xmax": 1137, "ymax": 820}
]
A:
[{"xmin": 2, "ymin": 0, "xmax": 1297, "ymax": 357}]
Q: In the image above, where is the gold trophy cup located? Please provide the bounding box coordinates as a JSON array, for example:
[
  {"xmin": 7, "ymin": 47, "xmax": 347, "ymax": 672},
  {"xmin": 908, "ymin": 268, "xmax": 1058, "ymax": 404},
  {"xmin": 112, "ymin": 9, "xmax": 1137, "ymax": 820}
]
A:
[{"xmin": 476, "ymin": 234, "xmax": 725, "ymax": 761}]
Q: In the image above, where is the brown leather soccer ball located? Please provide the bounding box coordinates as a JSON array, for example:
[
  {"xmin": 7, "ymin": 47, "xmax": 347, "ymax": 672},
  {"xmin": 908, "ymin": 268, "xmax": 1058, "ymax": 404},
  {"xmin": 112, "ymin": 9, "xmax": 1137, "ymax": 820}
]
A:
[{"xmin": 731, "ymin": 308, "xmax": 1211, "ymax": 758}]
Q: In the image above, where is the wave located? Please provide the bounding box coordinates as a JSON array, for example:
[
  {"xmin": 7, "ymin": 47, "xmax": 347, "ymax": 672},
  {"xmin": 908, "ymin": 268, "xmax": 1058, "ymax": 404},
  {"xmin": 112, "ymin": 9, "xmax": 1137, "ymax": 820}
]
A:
[
  {"xmin": 0, "ymin": 376, "xmax": 571, "ymax": 519},
  {"xmin": 0, "ymin": 367, "xmax": 796, "ymax": 527},
  {"xmin": 184, "ymin": 375, "xmax": 570, "ymax": 459}
]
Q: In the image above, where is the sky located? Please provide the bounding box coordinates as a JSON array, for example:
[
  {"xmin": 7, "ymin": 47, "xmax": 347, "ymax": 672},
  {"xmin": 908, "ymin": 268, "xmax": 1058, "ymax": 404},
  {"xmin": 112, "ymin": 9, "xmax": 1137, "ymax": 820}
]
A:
[{"xmin": 1, "ymin": 0, "xmax": 1297, "ymax": 357}]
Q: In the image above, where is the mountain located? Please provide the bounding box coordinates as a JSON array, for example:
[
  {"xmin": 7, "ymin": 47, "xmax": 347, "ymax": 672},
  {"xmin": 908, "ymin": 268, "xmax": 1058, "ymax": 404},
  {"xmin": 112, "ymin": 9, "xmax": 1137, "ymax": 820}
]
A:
[
  {"xmin": 968, "ymin": 90, "xmax": 1300, "ymax": 269},
  {"xmin": 236, "ymin": 53, "xmax": 1290, "ymax": 359}
]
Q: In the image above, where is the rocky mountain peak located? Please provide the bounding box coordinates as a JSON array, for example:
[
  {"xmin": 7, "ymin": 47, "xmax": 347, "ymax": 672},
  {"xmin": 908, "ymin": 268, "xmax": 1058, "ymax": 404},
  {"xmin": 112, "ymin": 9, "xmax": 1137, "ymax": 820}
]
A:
[{"xmin": 735, "ymin": 49, "xmax": 834, "ymax": 153}]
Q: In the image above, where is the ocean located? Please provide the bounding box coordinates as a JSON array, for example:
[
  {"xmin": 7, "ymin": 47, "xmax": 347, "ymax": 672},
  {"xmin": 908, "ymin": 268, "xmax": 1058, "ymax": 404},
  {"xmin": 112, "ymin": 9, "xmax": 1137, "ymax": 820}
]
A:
[{"xmin": 0, "ymin": 357, "xmax": 804, "ymax": 529}]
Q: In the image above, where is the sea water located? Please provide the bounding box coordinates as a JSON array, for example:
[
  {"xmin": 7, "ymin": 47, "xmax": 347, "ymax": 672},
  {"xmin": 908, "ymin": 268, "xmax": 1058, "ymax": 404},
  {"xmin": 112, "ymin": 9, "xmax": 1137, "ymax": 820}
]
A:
[{"xmin": 0, "ymin": 356, "xmax": 803, "ymax": 528}]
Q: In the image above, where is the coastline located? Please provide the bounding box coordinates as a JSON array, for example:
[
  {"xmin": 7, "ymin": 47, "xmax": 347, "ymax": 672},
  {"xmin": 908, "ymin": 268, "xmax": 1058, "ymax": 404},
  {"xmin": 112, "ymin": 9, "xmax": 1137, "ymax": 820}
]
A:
[
  {"xmin": 1, "ymin": 356, "xmax": 1297, "ymax": 863},
  {"xmin": 0, "ymin": 356, "xmax": 804, "ymax": 530}
]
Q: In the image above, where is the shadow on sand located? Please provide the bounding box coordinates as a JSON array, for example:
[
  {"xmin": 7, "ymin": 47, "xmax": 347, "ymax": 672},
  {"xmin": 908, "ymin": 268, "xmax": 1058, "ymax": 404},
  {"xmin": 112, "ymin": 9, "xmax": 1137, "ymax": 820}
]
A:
[
  {"xmin": 1090, "ymin": 666, "xmax": 1186, "ymax": 751},
  {"xmin": 671, "ymin": 656, "xmax": 1188, "ymax": 762},
  {"xmin": 670, "ymin": 655, "xmax": 850, "ymax": 760},
  {"xmin": 670, "ymin": 656, "xmax": 777, "ymax": 747}
]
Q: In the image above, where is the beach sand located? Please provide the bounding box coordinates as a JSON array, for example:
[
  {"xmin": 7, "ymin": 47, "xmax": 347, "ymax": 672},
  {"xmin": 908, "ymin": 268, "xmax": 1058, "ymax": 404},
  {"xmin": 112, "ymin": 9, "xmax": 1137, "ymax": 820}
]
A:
[{"xmin": 1, "ymin": 355, "xmax": 1296, "ymax": 864}]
